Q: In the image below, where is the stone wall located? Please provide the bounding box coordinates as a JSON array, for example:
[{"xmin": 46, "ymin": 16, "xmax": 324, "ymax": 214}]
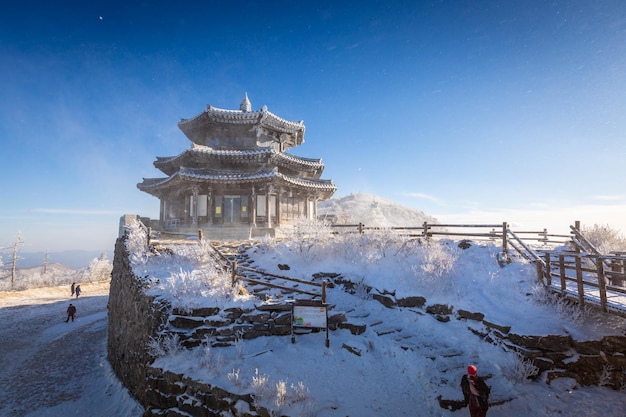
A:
[{"xmin": 108, "ymin": 237, "xmax": 171, "ymax": 405}]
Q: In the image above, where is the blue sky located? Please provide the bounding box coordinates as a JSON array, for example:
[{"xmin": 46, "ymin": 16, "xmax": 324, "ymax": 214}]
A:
[{"xmin": 1, "ymin": 0, "xmax": 625, "ymax": 252}]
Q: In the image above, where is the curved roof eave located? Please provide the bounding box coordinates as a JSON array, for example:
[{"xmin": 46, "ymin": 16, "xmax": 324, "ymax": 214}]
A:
[{"xmin": 178, "ymin": 105, "xmax": 305, "ymax": 135}]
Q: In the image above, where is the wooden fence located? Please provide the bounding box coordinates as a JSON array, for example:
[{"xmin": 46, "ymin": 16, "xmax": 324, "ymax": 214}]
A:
[
  {"xmin": 328, "ymin": 220, "xmax": 626, "ymax": 317},
  {"xmin": 541, "ymin": 252, "xmax": 626, "ymax": 315}
]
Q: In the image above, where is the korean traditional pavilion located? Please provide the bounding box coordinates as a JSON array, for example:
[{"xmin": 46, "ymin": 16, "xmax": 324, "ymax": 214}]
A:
[{"xmin": 137, "ymin": 94, "xmax": 337, "ymax": 239}]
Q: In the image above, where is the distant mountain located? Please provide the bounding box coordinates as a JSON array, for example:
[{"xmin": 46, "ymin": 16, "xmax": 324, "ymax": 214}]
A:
[
  {"xmin": 317, "ymin": 193, "xmax": 438, "ymax": 227},
  {"xmin": 15, "ymin": 250, "xmax": 113, "ymax": 269}
]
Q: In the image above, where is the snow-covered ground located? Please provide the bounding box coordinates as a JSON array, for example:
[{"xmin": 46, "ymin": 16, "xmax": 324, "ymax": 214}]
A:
[
  {"xmin": 135, "ymin": 229, "xmax": 626, "ymax": 417},
  {"xmin": 0, "ymin": 282, "xmax": 143, "ymax": 417}
]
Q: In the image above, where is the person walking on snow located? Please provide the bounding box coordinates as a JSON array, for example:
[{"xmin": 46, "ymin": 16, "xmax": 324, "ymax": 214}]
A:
[
  {"xmin": 460, "ymin": 365, "xmax": 490, "ymax": 417},
  {"xmin": 75, "ymin": 284, "xmax": 81, "ymax": 298},
  {"xmin": 66, "ymin": 303, "xmax": 76, "ymax": 322},
  {"xmin": 71, "ymin": 282, "xmax": 75, "ymax": 296}
]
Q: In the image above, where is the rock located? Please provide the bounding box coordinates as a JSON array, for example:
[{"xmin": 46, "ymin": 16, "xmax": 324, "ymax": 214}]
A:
[
  {"xmin": 397, "ymin": 296, "xmax": 426, "ymax": 308},
  {"xmin": 372, "ymin": 293, "xmax": 396, "ymax": 308},
  {"xmin": 338, "ymin": 322, "xmax": 367, "ymax": 335},
  {"xmin": 457, "ymin": 309, "xmax": 484, "ymax": 321}
]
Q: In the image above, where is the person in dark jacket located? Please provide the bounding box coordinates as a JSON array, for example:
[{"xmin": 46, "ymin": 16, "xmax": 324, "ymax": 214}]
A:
[
  {"xmin": 66, "ymin": 304, "xmax": 77, "ymax": 322},
  {"xmin": 460, "ymin": 365, "xmax": 490, "ymax": 417},
  {"xmin": 75, "ymin": 284, "xmax": 81, "ymax": 298},
  {"xmin": 71, "ymin": 282, "xmax": 75, "ymax": 296}
]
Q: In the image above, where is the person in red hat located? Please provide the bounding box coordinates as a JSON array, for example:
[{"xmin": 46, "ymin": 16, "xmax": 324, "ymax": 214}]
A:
[{"xmin": 460, "ymin": 364, "xmax": 490, "ymax": 417}]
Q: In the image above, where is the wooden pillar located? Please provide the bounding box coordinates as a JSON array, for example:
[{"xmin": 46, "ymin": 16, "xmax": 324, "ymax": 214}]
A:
[
  {"xmin": 192, "ymin": 187, "xmax": 199, "ymax": 226},
  {"xmin": 276, "ymin": 190, "xmax": 282, "ymax": 226},
  {"xmin": 251, "ymin": 192, "xmax": 257, "ymax": 227},
  {"xmin": 184, "ymin": 195, "xmax": 190, "ymax": 225},
  {"xmin": 159, "ymin": 199, "xmax": 165, "ymax": 228},
  {"xmin": 266, "ymin": 188, "xmax": 272, "ymax": 228}
]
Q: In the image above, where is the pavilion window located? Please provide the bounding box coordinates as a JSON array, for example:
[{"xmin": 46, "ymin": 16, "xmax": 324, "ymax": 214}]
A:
[
  {"xmin": 269, "ymin": 195, "xmax": 277, "ymax": 218},
  {"xmin": 197, "ymin": 195, "xmax": 208, "ymax": 217},
  {"xmin": 256, "ymin": 195, "xmax": 267, "ymax": 216}
]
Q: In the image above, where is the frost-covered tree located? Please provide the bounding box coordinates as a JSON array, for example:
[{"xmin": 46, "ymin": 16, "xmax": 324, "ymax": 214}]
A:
[
  {"xmin": 582, "ymin": 224, "xmax": 626, "ymax": 254},
  {"xmin": 85, "ymin": 253, "xmax": 113, "ymax": 282}
]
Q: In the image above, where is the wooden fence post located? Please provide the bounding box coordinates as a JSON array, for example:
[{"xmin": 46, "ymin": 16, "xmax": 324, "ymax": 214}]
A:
[
  {"xmin": 358, "ymin": 223, "xmax": 364, "ymax": 234},
  {"xmin": 574, "ymin": 220, "xmax": 581, "ymax": 253},
  {"xmin": 544, "ymin": 252, "xmax": 551, "ymax": 286},
  {"xmin": 575, "ymin": 256, "xmax": 585, "ymax": 307},
  {"xmin": 559, "ymin": 254, "xmax": 567, "ymax": 295},
  {"xmin": 422, "ymin": 221, "xmax": 429, "ymax": 241},
  {"xmin": 322, "ymin": 280, "xmax": 327, "ymax": 304},
  {"xmin": 596, "ymin": 256, "xmax": 608, "ymax": 312},
  {"xmin": 502, "ymin": 222, "xmax": 508, "ymax": 255},
  {"xmin": 198, "ymin": 229, "xmax": 203, "ymax": 241},
  {"xmin": 147, "ymin": 227, "xmax": 152, "ymax": 247},
  {"xmin": 231, "ymin": 262, "xmax": 238, "ymax": 286}
]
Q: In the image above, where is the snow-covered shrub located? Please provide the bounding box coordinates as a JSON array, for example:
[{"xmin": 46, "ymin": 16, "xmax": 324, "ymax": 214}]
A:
[
  {"xmin": 353, "ymin": 277, "xmax": 372, "ymax": 301},
  {"xmin": 252, "ymin": 375, "xmax": 313, "ymax": 417},
  {"xmin": 581, "ymin": 224, "xmax": 626, "ymax": 254},
  {"xmin": 258, "ymin": 234, "xmax": 277, "ymax": 252},
  {"xmin": 369, "ymin": 227, "xmax": 403, "ymax": 258},
  {"xmin": 227, "ymin": 368, "xmax": 242, "ymax": 387},
  {"xmin": 125, "ymin": 219, "xmax": 149, "ymax": 264},
  {"xmin": 287, "ymin": 216, "xmax": 332, "ymax": 255},
  {"xmin": 147, "ymin": 333, "xmax": 181, "ymax": 358},
  {"xmin": 251, "ymin": 368, "xmax": 270, "ymax": 405},
  {"xmin": 530, "ymin": 283, "xmax": 589, "ymax": 323},
  {"xmin": 274, "ymin": 380, "xmax": 287, "ymax": 412},
  {"xmin": 418, "ymin": 241, "xmax": 459, "ymax": 277},
  {"xmin": 504, "ymin": 352, "xmax": 539, "ymax": 382}
]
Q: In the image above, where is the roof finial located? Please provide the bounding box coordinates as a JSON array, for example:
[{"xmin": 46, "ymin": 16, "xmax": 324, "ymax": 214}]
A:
[{"xmin": 240, "ymin": 92, "xmax": 251, "ymax": 112}]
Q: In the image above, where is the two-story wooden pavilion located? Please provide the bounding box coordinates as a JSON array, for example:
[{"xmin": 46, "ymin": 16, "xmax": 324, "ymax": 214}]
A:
[{"xmin": 137, "ymin": 94, "xmax": 337, "ymax": 239}]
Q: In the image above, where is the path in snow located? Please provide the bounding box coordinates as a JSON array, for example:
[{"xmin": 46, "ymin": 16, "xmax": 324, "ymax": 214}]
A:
[{"xmin": 0, "ymin": 282, "xmax": 143, "ymax": 417}]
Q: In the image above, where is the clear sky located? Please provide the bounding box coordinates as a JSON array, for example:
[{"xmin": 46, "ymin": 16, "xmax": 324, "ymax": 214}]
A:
[{"xmin": 1, "ymin": 0, "xmax": 625, "ymax": 252}]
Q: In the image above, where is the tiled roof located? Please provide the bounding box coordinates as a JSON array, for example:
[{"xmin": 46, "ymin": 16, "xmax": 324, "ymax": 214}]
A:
[{"xmin": 154, "ymin": 144, "xmax": 324, "ymax": 171}]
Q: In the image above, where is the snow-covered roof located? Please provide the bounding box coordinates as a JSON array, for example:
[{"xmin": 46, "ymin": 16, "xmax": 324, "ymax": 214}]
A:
[
  {"xmin": 178, "ymin": 102, "xmax": 305, "ymax": 139},
  {"xmin": 154, "ymin": 144, "xmax": 325, "ymax": 176}
]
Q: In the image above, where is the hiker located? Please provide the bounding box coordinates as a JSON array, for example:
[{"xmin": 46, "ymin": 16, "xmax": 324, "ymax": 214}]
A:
[
  {"xmin": 75, "ymin": 284, "xmax": 81, "ymax": 298},
  {"xmin": 66, "ymin": 303, "xmax": 77, "ymax": 322},
  {"xmin": 460, "ymin": 365, "xmax": 490, "ymax": 417},
  {"xmin": 71, "ymin": 282, "xmax": 75, "ymax": 296}
]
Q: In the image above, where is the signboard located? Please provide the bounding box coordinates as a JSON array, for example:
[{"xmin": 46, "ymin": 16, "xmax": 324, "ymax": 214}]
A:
[
  {"xmin": 293, "ymin": 305, "xmax": 327, "ymax": 328},
  {"xmin": 291, "ymin": 301, "xmax": 329, "ymax": 347}
]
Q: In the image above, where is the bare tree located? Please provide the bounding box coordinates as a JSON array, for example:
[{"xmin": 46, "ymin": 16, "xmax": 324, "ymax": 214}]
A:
[{"xmin": 4, "ymin": 232, "xmax": 24, "ymax": 290}]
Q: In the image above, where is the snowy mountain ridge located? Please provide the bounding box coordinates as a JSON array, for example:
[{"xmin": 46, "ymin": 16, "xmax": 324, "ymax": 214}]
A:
[{"xmin": 317, "ymin": 193, "xmax": 438, "ymax": 226}]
